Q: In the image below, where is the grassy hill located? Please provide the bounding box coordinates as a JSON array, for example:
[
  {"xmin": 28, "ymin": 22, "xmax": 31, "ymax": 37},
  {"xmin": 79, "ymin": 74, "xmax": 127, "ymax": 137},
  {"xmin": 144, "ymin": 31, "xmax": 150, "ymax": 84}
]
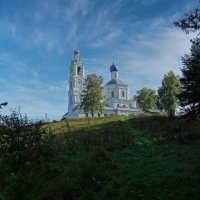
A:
[{"xmin": 1, "ymin": 115, "xmax": 200, "ymax": 200}]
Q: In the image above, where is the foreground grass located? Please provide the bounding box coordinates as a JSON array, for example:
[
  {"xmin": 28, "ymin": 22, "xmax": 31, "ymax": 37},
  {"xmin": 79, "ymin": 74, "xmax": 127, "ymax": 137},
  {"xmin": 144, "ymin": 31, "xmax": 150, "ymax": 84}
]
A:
[{"xmin": 1, "ymin": 115, "xmax": 200, "ymax": 200}]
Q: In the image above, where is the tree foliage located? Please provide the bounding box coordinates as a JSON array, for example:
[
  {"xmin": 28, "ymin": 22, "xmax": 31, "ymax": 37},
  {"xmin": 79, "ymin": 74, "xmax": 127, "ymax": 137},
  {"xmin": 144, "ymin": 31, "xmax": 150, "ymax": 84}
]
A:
[
  {"xmin": 136, "ymin": 88, "xmax": 158, "ymax": 111},
  {"xmin": 178, "ymin": 45, "xmax": 200, "ymax": 118},
  {"xmin": 0, "ymin": 111, "xmax": 51, "ymax": 172},
  {"xmin": 158, "ymin": 71, "xmax": 180, "ymax": 117},
  {"xmin": 174, "ymin": 4, "xmax": 200, "ymax": 45},
  {"xmin": 175, "ymin": 3, "xmax": 200, "ymax": 118},
  {"xmin": 80, "ymin": 74, "xmax": 104, "ymax": 116}
]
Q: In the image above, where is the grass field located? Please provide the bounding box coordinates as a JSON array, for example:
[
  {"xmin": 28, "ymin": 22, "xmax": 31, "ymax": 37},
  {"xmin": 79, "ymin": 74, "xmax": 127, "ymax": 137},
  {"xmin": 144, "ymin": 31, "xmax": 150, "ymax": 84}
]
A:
[{"xmin": 1, "ymin": 115, "xmax": 200, "ymax": 200}]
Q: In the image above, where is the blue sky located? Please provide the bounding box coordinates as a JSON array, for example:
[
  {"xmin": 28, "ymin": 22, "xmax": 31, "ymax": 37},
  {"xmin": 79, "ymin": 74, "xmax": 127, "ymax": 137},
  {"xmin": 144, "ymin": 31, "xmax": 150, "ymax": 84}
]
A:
[{"xmin": 0, "ymin": 0, "xmax": 198, "ymax": 120}]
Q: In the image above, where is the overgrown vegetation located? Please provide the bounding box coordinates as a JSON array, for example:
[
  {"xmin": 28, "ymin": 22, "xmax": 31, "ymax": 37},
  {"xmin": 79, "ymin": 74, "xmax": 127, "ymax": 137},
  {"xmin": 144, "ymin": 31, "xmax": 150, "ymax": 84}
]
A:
[
  {"xmin": 80, "ymin": 74, "xmax": 104, "ymax": 116},
  {"xmin": 135, "ymin": 88, "xmax": 158, "ymax": 111},
  {"xmin": 130, "ymin": 115, "xmax": 200, "ymax": 143},
  {"xmin": 158, "ymin": 71, "xmax": 180, "ymax": 117},
  {"xmin": 174, "ymin": 3, "xmax": 200, "ymax": 118},
  {"xmin": 1, "ymin": 112, "xmax": 200, "ymax": 200}
]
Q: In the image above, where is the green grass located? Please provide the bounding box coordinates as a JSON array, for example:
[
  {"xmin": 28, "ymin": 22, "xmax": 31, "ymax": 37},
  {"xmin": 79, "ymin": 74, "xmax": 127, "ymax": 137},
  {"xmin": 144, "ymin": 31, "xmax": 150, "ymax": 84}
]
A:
[{"xmin": 1, "ymin": 115, "xmax": 200, "ymax": 200}]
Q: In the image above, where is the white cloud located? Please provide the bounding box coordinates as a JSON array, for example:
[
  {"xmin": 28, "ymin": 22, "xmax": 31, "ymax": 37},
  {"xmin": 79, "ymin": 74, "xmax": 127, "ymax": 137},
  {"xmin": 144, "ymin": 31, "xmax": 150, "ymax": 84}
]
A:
[
  {"xmin": 1, "ymin": 0, "xmax": 198, "ymax": 119},
  {"xmin": 0, "ymin": 54, "xmax": 68, "ymax": 120},
  {"xmin": 134, "ymin": 0, "xmax": 159, "ymax": 6},
  {"xmin": 65, "ymin": 0, "xmax": 89, "ymax": 17},
  {"xmin": 91, "ymin": 29, "xmax": 123, "ymax": 47},
  {"xmin": 113, "ymin": 28, "xmax": 194, "ymax": 95},
  {"xmin": 9, "ymin": 23, "xmax": 16, "ymax": 36},
  {"xmin": 81, "ymin": 26, "xmax": 194, "ymax": 97},
  {"xmin": 1, "ymin": 81, "xmax": 68, "ymax": 120}
]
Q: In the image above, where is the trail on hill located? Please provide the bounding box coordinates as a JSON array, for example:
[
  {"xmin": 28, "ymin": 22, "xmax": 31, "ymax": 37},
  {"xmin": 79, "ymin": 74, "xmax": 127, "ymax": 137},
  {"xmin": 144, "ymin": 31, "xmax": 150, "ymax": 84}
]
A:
[
  {"xmin": 2, "ymin": 116, "xmax": 200, "ymax": 200},
  {"xmin": 110, "ymin": 116, "xmax": 200, "ymax": 200}
]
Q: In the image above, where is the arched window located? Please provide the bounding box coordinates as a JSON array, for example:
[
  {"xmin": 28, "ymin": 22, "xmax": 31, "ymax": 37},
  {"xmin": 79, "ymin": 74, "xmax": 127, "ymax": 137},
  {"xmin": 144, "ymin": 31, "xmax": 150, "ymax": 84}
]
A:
[
  {"xmin": 111, "ymin": 91, "xmax": 114, "ymax": 97},
  {"xmin": 77, "ymin": 67, "xmax": 81, "ymax": 76},
  {"xmin": 121, "ymin": 91, "xmax": 125, "ymax": 98}
]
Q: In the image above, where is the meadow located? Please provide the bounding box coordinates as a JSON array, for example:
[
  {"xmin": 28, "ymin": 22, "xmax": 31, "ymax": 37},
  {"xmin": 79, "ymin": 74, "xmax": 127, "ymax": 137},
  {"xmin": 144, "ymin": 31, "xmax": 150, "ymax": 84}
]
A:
[{"xmin": 1, "ymin": 113, "xmax": 200, "ymax": 200}]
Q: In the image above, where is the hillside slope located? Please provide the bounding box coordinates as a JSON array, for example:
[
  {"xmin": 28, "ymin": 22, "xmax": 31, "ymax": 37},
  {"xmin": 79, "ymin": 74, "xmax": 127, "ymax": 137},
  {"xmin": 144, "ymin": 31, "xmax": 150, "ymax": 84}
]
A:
[{"xmin": 2, "ymin": 115, "xmax": 200, "ymax": 200}]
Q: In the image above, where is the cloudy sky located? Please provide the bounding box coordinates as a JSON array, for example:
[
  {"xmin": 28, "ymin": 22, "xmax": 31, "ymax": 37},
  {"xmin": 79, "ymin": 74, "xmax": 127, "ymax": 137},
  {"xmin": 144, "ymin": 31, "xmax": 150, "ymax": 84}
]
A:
[{"xmin": 0, "ymin": 0, "xmax": 198, "ymax": 120}]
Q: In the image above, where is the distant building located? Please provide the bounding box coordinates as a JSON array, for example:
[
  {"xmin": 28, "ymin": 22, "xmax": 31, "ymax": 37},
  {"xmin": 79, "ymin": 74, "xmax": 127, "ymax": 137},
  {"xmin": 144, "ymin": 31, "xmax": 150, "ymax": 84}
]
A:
[{"xmin": 63, "ymin": 49, "xmax": 141, "ymax": 119}]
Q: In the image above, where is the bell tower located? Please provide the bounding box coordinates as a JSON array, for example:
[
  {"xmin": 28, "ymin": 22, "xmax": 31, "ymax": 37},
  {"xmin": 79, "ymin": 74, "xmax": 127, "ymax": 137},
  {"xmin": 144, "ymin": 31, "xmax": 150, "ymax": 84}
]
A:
[{"xmin": 68, "ymin": 48, "xmax": 85, "ymax": 114}]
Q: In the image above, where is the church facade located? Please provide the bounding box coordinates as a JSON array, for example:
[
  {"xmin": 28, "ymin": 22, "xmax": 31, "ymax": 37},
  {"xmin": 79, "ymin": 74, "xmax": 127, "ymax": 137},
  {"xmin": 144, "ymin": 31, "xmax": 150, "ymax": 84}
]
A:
[{"xmin": 63, "ymin": 49, "xmax": 141, "ymax": 119}]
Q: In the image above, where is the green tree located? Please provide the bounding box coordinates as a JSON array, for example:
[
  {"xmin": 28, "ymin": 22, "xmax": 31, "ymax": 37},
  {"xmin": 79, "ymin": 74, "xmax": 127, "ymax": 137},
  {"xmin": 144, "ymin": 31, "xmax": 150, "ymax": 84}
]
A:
[
  {"xmin": 0, "ymin": 110, "xmax": 48, "ymax": 170},
  {"xmin": 175, "ymin": 3, "xmax": 200, "ymax": 118},
  {"xmin": 178, "ymin": 45, "xmax": 200, "ymax": 118},
  {"xmin": 80, "ymin": 74, "xmax": 104, "ymax": 117},
  {"xmin": 158, "ymin": 71, "xmax": 180, "ymax": 117},
  {"xmin": 136, "ymin": 88, "xmax": 158, "ymax": 111},
  {"xmin": 174, "ymin": 4, "xmax": 200, "ymax": 45}
]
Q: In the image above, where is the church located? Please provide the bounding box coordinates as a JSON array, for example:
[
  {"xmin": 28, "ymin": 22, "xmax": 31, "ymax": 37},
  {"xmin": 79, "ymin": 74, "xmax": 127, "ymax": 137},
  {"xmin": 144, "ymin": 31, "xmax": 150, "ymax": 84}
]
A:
[{"xmin": 62, "ymin": 48, "xmax": 141, "ymax": 119}]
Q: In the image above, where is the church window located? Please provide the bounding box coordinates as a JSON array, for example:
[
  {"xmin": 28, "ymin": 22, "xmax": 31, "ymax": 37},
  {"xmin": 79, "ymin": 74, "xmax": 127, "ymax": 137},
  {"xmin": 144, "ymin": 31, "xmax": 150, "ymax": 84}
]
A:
[
  {"xmin": 77, "ymin": 67, "xmax": 82, "ymax": 76},
  {"xmin": 111, "ymin": 91, "xmax": 114, "ymax": 97},
  {"xmin": 121, "ymin": 91, "xmax": 125, "ymax": 98},
  {"xmin": 75, "ymin": 95, "xmax": 80, "ymax": 102}
]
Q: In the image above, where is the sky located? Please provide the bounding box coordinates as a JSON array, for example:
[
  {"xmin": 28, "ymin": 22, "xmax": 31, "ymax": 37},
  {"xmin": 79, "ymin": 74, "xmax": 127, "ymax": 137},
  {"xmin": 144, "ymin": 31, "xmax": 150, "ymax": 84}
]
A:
[{"xmin": 0, "ymin": 0, "xmax": 199, "ymax": 120}]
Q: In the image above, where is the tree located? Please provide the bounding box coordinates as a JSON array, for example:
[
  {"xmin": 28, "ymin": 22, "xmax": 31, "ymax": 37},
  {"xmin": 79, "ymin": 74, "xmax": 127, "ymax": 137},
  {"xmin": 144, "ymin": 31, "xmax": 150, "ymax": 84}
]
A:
[
  {"xmin": 178, "ymin": 45, "xmax": 200, "ymax": 118},
  {"xmin": 0, "ymin": 110, "xmax": 48, "ymax": 169},
  {"xmin": 174, "ymin": 3, "xmax": 200, "ymax": 118},
  {"xmin": 80, "ymin": 74, "xmax": 104, "ymax": 117},
  {"xmin": 136, "ymin": 88, "xmax": 158, "ymax": 111},
  {"xmin": 174, "ymin": 4, "xmax": 200, "ymax": 45},
  {"xmin": 158, "ymin": 71, "xmax": 180, "ymax": 117}
]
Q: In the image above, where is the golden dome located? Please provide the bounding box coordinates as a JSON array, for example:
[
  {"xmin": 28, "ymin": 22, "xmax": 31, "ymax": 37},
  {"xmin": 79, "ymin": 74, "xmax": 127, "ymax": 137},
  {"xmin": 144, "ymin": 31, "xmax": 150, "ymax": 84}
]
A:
[{"xmin": 74, "ymin": 48, "xmax": 79, "ymax": 55}]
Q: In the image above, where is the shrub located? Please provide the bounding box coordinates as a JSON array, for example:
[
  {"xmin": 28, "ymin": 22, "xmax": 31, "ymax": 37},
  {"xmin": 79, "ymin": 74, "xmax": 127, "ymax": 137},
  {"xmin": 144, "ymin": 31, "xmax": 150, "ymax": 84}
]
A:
[
  {"xmin": 130, "ymin": 115, "xmax": 200, "ymax": 143},
  {"xmin": 0, "ymin": 111, "xmax": 48, "ymax": 171}
]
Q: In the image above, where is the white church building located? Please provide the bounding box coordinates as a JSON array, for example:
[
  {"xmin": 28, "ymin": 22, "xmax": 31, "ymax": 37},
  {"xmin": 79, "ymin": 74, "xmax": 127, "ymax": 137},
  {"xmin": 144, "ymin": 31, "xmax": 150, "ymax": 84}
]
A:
[{"xmin": 63, "ymin": 48, "xmax": 141, "ymax": 119}]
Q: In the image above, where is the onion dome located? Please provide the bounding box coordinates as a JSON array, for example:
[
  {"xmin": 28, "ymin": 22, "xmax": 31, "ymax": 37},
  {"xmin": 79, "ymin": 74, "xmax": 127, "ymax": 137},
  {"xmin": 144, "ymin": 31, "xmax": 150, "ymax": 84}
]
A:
[
  {"xmin": 110, "ymin": 62, "xmax": 118, "ymax": 72},
  {"xmin": 74, "ymin": 48, "xmax": 79, "ymax": 55}
]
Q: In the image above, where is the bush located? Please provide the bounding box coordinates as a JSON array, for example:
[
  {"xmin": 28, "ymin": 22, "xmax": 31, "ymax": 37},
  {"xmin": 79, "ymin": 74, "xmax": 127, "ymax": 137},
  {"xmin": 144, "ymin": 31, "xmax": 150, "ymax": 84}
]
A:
[
  {"xmin": 130, "ymin": 115, "xmax": 200, "ymax": 143},
  {"xmin": 0, "ymin": 111, "xmax": 56, "ymax": 199},
  {"xmin": 0, "ymin": 111, "xmax": 49, "ymax": 171}
]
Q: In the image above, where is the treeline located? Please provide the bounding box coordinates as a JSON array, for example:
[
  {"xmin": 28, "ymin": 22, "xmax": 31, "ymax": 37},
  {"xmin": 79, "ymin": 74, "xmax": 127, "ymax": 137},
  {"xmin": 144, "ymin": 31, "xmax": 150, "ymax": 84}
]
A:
[
  {"xmin": 135, "ymin": 4, "xmax": 200, "ymax": 119},
  {"xmin": 135, "ymin": 71, "xmax": 180, "ymax": 117}
]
